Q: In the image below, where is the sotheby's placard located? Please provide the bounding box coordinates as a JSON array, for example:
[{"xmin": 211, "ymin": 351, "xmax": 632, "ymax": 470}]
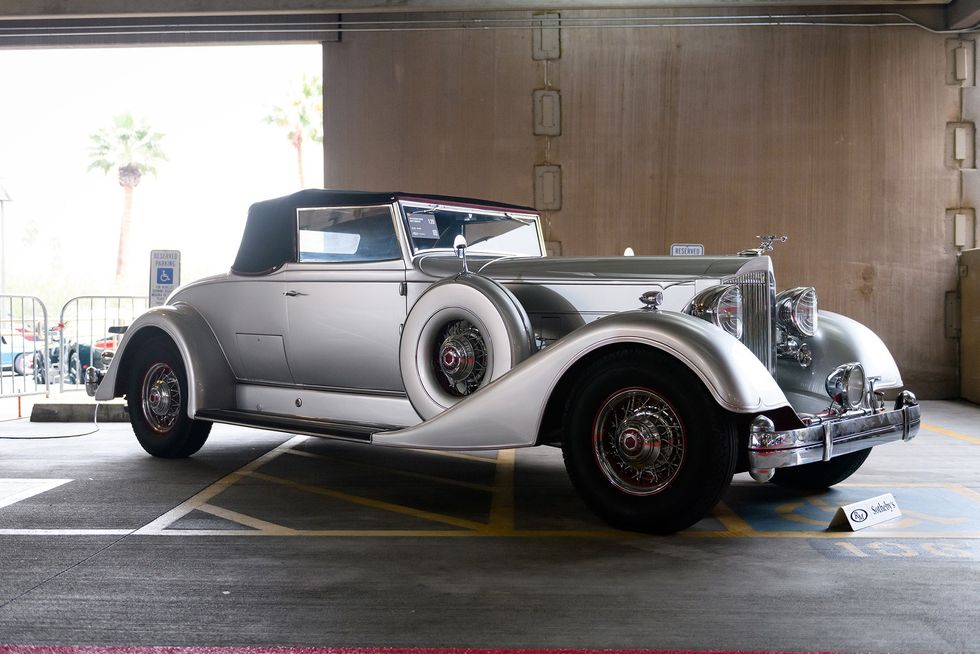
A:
[{"xmin": 830, "ymin": 493, "xmax": 901, "ymax": 531}]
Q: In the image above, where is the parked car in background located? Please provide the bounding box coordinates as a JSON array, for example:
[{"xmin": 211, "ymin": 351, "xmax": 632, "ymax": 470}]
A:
[
  {"xmin": 89, "ymin": 190, "xmax": 920, "ymax": 533},
  {"xmin": 26, "ymin": 322, "xmax": 106, "ymax": 385},
  {"xmin": 0, "ymin": 335, "xmax": 34, "ymax": 376}
]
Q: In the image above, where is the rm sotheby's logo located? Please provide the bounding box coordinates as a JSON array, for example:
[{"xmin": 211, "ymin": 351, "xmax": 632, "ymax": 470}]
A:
[{"xmin": 850, "ymin": 509, "xmax": 869, "ymax": 523}]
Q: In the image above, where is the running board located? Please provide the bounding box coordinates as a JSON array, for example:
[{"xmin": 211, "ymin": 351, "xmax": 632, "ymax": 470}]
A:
[{"xmin": 195, "ymin": 409, "xmax": 393, "ymax": 442}]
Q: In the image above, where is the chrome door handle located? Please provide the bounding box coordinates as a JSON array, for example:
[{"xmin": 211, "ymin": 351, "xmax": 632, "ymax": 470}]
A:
[{"xmin": 283, "ymin": 290, "xmax": 305, "ymax": 297}]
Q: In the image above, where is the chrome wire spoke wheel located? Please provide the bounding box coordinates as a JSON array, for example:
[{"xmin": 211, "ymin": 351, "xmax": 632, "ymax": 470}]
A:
[
  {"xmin": 141, "ymin": 362, "xmax": 182, "ymax": 433},
  {"xmin": 433, "ymin": 319, "xmax": 488, "ymax": 396},
  {"xmin": 591, "ymin": 387, "xmax": 686, "ymax": 496}
]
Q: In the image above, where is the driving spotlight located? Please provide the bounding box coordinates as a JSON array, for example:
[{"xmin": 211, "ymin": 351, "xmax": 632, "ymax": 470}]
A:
[{"xmin": 826, "ymin": 362, "xmax": 866, "ymax": 410}]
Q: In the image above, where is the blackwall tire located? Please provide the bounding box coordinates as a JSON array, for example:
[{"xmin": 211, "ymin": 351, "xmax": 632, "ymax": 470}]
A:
[
  {"xmin": 33, "ymin": 353, "xmax": 46, "ymax": 384},
  {"xmin": 562, "ymin": 347, "xmax": 737, "ymax": 534},
  {"xmin": 771, "ymin": 449, "xmax": 871, "ymax": 490},
  {"xmin": 67, "ymin": 350, "xmax": 80, "ymax": 385},
  {"xmin": 126, "ymin": 335, "xmax": 212, "ymax": 458},
  {"xmin": 400, "ymin": 274, "xmax": 534, "ymax": 419}
]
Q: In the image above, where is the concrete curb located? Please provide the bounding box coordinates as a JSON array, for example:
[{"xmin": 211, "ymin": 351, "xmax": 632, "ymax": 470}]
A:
[{"xmin": 31, "ymin": 402, "xmax": 129, "ymax": 422}]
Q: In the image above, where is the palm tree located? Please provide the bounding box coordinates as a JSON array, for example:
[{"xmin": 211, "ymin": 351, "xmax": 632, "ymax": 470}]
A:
[
  {"xmin": 264, "ymin": 74, "xmax": 323, "ymax": 187},
  {"xmin": 87, "ymin": 113, "xmax": 167, "ymax": 285}
]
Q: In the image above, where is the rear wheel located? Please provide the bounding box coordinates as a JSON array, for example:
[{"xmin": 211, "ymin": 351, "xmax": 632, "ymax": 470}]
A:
[
  {"xmin": 126, "ymin": 335, "xmax": 211, "ymax": 458},
  {"xmin": 67, "ymin": 350, "xmax": 80, "ymax": 385},
  {"xmin": 562, "ymin": 348, "xmax": 737, "ymax": 534},
  {"xmin": 33, "ymin": 352, "xmax": 46, "ymax": 384},
  {"xmin": 771, "ymin": 449, "xmax": 871, "ymax": 490}
]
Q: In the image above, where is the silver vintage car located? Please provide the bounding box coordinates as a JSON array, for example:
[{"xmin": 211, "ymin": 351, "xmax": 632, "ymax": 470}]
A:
[{"xmin": 89, "ymin": 190, "xmax": 921, "ymax": 533}]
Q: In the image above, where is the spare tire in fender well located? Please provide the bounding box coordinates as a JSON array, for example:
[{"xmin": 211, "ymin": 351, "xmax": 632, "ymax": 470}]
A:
[{"xmin": 400, "ymin": 273, "xmax": 535, "ymax": 420}]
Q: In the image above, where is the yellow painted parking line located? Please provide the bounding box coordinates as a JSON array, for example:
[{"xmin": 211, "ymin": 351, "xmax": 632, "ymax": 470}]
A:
[
  {"xmin": 247, "ymin": 470, "xmax": 489, "ymax": 531},
  {"xmin": 950, "ymin": 485, "xmax": 980, "ymax": 503},
  {"xmin": 145, "ymin": 528, "xmax": 635, "ymax": 538},
  {"xmin": 680, "ymin": 529, "xmax": 980, "ymax": 539},
  {"xmin": 197, "ymin": 503, "xmax": 298, "ymax": 534},
  {"xmin": 135, "ymin": 435, "xmax": 308, "ymax": 535},
  {"xmin": 712, "ymin": 501, "xmax": 755, "ymax": 535},
  {"xmin": 488, "ymin": 449, "xmax": 516, "ymax": 531},
  {"xmin": 285, "ymin": 449, "xmax": 494, "ymax": 492},
  {"xmin": 922, "ymin": 422, "xmax": 980, "ymax": 445},
  {"xmin": 836, "ymin": 481, "xmax": 977, "ymax": 489},
  {"xmin": 418, "ymin": 449, "xmax": 499, "ymax": 464}
]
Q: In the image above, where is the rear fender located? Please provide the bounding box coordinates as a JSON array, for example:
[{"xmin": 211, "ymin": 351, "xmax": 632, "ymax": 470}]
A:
[
  {"xmin": 94, "ymin": 303, "xmax": 235, "ymax": 417},
  {"xmin": 373, "ymin": 309, "xmax": 790, "ymax": 450}
]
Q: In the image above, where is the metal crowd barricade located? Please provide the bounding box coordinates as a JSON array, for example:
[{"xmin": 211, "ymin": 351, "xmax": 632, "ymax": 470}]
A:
[
  {"xmin": 0, "ymin": 295, "xmax": 49, "ymax": 399},
  {"xmin": 58, "ymin": 296, "xmax": 149, "ymax": 393}
]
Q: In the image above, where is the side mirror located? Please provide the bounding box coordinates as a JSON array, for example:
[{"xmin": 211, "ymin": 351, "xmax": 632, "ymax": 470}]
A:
[{"xmin": 453, "ymin": 235, "xmax": 469, "ymax": 273}]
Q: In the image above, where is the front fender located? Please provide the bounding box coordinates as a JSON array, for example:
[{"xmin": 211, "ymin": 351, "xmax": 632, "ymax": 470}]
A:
[
  {"xmin": 94, "ymin": 303, "xmax": 235, "ymax": 417},
  {"xmin": 373, "ymin": 309, "xmax": 790, "ymax": 450},
  {"xmin": 777, "ymin": 310, "xmax": 903, "ymax": 414}
]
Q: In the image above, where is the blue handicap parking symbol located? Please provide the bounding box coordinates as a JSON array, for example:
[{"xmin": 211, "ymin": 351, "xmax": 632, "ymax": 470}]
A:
[
  {"xmin": 156, "ymin": 267, "xmax": 174, "ymax": 284},
  {"xmin": 724, "ymin": 484, "xmax": 980, "ymax": 534}
]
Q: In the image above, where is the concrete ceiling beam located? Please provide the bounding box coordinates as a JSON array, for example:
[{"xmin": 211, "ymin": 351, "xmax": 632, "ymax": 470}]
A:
[
  {"xmin": 947, "ymin": 0, "xmax": 980, "ymax": 28},
  {"xmin": 0, "ymin": 0, "xmax": 950, "ymax": 20}
]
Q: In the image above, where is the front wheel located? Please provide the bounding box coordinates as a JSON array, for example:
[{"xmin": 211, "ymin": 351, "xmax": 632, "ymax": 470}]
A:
[
  {"xmin": 126, "ymin": 335, "xmax": 212, "ymax": 458},
  {"xmin": 771, "ymin": 449, "xmax": 871, "ymax": 490},
  {"xmin": 562, "ymin": 348, "xmax": 737, "ymax": 534}
]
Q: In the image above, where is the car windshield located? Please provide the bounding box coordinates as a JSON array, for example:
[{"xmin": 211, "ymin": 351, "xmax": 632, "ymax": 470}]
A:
[{"xmin": 400, "ymin": 202, "xmax": 543, "ymax": 257}]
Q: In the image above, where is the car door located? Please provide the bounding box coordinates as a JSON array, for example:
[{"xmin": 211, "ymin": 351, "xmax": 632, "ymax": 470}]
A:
[{"xmin": 281, "ymin": 204, "xmax": 408, "ymax": 392}]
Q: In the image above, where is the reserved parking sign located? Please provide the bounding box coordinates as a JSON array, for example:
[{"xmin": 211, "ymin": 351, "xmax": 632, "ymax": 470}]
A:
[
  {"xmin": 670, "ymin": 243, "xmax": 704, "ymax": 256},
  {"xmin": 149, "ymin": 249, "xmax": 181, "ymax": 307}
]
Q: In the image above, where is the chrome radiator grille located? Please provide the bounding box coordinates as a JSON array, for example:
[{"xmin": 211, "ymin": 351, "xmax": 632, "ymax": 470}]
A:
[{"xmin": 724, "ymin": 270, "xmax": 776, "ymax": 374}]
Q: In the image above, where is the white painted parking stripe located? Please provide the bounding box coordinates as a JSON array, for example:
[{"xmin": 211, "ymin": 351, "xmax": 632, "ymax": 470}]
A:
[
  {"xmin": 0, "ymin": 529, "xmax": 132, "ymax": 535},
  {"xmin": 197, "ymin": 503, "xmax": 297, "ymax": 534},
  {"xmin": 0, "ymin": 479, "xmax": 72, "ymax": 510}
]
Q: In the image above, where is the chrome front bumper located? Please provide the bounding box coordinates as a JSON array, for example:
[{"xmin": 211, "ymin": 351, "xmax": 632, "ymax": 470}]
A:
[{"xmin": 748, "ymin": 391, "xmax": 920, "ymax": 472}]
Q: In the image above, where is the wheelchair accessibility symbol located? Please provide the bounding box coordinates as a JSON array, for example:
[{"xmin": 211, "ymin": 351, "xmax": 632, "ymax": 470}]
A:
[
  {"xmin": 156, "ymin": 267, "xmax": 174, "ymax": 284},
  {"xmin": 772, "ymin": 490, "xmax": 976, "ymax": 532},
  {"xmin": 725, "ymin": 485, "xmax": 980, "ymax": 535}
]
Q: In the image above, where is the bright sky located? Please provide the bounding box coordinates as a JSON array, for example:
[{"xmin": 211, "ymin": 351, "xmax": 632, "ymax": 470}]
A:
[{"xmin": 0, "ymin": 44, "xmax": 323, "ymax": 308}]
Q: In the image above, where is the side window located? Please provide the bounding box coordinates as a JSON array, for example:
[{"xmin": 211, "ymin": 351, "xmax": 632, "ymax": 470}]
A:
[{"xmin": 297, "ymin": 206, "xmax": 401, "ymax": 263}]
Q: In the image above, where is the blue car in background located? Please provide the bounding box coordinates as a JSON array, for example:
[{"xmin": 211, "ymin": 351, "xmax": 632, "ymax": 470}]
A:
[{"xmin": 0, "ymin": 335, "xmax": 35, "ymax": 376}]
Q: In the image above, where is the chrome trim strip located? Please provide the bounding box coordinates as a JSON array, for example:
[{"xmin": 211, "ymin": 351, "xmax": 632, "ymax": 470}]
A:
[
  {"xmin": 748, "ymin": 403, "xmax": 920, "ymax": 469},
  {"xmin": 822, "ymin": 423, "xmax": 833, "ymax": 462},
  {"xmin": 231, "ymin": 378, "xmax": 408, "ymax": 397}
]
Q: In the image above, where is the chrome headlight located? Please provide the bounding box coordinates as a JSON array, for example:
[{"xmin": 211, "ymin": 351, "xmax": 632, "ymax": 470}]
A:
[
  {"xmin": 776, "ymin": 286, "xmax": 818, "ymax": 337},
  {"xmin": 685, "ymin": 285, "xmax": 743, "ymax": 339},
  {"xmin": 826, "ymin": 362, "xmax": 866, "ymax": 409}
]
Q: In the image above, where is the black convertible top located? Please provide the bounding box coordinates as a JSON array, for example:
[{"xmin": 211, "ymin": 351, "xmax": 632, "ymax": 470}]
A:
[{"xmin": 231, "ymin": 189, "xmax": 536, "ymax": 275}]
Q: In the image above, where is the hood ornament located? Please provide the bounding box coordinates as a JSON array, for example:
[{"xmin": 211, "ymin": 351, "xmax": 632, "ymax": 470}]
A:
[
  {"xmin": 453, "ymin": 235, "xmax": 469, "ymax": 274},
  {"xmin": 739, "ymin": 234, "xmax": 787, "ymax": 257}
]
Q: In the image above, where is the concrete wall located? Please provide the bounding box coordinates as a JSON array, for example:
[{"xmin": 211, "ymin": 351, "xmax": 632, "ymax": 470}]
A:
[{"xmin": 324, "ymin": 12, "xmax": 963, "ymax": 398}]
